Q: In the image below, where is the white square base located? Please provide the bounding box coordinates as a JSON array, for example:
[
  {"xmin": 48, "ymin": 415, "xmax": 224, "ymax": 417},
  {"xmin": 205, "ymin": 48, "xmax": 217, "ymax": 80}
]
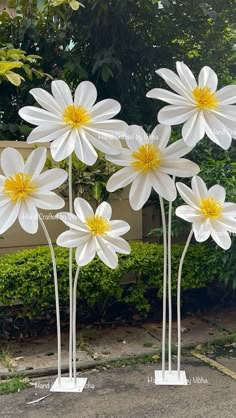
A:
[
  {"xmin": 155, "ymin": 370, "xmax": 188, "ymax": 385},
  {"xmin": 50, "ymin": 377, "xmax": 87, "ymax": 392}
]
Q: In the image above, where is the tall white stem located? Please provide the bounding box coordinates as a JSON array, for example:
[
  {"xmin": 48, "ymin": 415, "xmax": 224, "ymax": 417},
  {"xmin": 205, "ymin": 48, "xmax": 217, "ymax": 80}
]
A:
[
  {"xmin": 73, "ymin": 266, "xmax": 80, "ymax": 385},
  {"xmin": 177, "ymin": 229, "xmax": 193, "ymax": 379},
  {"xmin": 159, "ymin": 197, "xmax": 167, "ymax": 380},
  {"xmin": 68, "ymin": 154, "xmax": 73, "ymax": 380},
  {"xmin": 167, "ymin": 176, "xmax": 175, "ymax": 372},
  {"xmin": 39, "ymin": 215, "xmax": 61, "ymax": 385}
]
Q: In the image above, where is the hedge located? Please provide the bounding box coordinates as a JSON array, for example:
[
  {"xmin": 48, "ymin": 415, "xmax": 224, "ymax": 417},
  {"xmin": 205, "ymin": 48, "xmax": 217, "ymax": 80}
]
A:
[{"xmin": 0, "ymin": 241, "xmax": 231, "ymax": 318}]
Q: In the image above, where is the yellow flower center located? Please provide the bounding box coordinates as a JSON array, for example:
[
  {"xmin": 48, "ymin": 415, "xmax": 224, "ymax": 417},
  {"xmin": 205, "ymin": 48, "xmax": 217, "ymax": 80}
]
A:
[
  {"xmin": 3, "ymin": 172, "xmax": 36, "ymax": 203},
  {"xmin": 86, "ymin": 215, "xmax": 110, "ymax": 236},
  {"xmin": 63, "ymin": 104, "xmax": 91, "ymax": 128},
  {"xmin": 131, "ymin": 144, "xmax": 161, "ymax": 173},
  {"xmin": 192, "ymin": 86, "xmax": 219, "ymax": 110},
  {"xmin": 199, "ymin": 196, "xmax": 222, "ymax": 219}
]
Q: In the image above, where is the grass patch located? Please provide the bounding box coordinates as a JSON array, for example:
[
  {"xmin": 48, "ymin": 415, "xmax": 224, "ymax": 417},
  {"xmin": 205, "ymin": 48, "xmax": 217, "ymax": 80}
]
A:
[{"xmin": 0, "ymin": 376, "xmax": 28, "ymax": 395}]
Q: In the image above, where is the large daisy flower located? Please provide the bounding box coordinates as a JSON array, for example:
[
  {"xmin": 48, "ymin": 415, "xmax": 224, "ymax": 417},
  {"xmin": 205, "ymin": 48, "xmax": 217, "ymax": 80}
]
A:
[
  {"xmin": 147, "ymin": 62, "xmax": 236, "ymax": 149},
  {"xmin": 19, "ymin": 80, "xmax": 127, "ymax": 163},
  {"xmin": 0, "ymin": 147, "xmax": 67, "ymax": 235},
  {"xmin": 176, "ymin": 176, "xmax": 236, "ymax": 250},
  {"xmin": 105, "ymin": 124, "xmax": 200, "ymax": 210},
  {"xmin": 56, "ymin": 198, "xmax": 130, "ymax": 269}
]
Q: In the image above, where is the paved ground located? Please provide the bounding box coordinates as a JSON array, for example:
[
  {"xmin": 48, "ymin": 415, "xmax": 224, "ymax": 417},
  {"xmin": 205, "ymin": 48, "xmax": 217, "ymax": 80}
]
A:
[
  {"xmin": 1, "ymin": 356, "xmax": 236, "ymax": 418},
  {"xmin": 1, "ymin": 307, "xmax": 235, "ymax": 374}
]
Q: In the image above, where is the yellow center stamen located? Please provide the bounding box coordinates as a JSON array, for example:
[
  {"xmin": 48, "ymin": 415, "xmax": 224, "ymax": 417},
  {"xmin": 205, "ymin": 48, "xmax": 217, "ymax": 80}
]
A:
[
  {"xmin": 199, "ymin": 196, "xmax": 222, "ymax": 219},
  {"xmin": 3, "ymin": 172, "xmax": 36, "ymax": 203},
  {"xmin": 192, "ymin": 86, "xmax": 219, "ymax": 110},
  {"xmin": 86, "ymin": 215, "xmax": 110, "ymax": 236},
  {"xmin": 131, "ymin": 144, "xmax": 161, "ymax": 173},
  {"xmin": 63, "ymin": 104, "xmax": 91, "ymax": 128}
]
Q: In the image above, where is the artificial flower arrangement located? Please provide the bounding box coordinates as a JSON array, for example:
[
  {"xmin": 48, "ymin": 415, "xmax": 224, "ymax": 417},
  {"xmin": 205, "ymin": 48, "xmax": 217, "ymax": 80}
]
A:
[{"xmin": 0, "ymin": 62, "xmax": 236, "ymax": 389}]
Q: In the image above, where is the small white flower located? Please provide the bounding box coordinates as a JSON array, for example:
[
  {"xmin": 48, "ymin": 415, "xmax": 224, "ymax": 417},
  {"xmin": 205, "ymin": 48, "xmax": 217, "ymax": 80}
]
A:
[
  {"xmin": 56, "ymin": 198, "xmax": 130, "ymax": 269},
  {"xmin": 106, "ymin": 124, "xmax": 200, "ymax": 210},
  {"xmin": 147, "ymin": 62, "xmax": 236, "ymax": 149},
  {"xmin": 0, "ymin": 147, "xmax": 67, "ymax": 235},
  {"xmin": 176, "ymin": 176, "xmax": 236, "ymax": 250},
  {"xmin": 19, "ymin": 80, "xmax": 127, "ymax": 163}
]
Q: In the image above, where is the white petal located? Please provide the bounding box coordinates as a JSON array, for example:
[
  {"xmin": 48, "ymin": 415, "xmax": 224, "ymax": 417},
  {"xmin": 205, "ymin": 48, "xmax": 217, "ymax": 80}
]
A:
[
  {"xmin": 182, "ymin": 111, "xmax": 205, "ymax": 146},
  {"xmin": 0, "ymin": 174, "xmax": 6, "ymax": 188},
  {"xmin": 74, "ymin": 197, "xmax": 94, "ymax": 221},
  {"xmin": 75, "ymin": 238, "xmax": 96, "ymax": 266},
  {"xmin": 150, "ymin": 171, "xmax": 177, "ymax": 202},
  {"xmin": 90, "ymin": 99, "xmax": 121, "ymax": 121},
  {"xmin": 95, "ymin": 202, "xmax": 112, "ymax": 220},
  {"xmin": 213, "ymin": 105, "xmax": 236, "ymax": 123},
  {"xmin": 30, "ymin": 88, "xmax": 63, "ymax": 115},
  {"xmin": 19, "ymin": 200, "xmax": 38, "ymax": 234},
  {"xmin": 208, "ymin": 185, "xmax": 225, "ymax": 202},
  {"xmin": 74, "ymin": 129, "xmax": 97, "ymax": 166},
  {"xmin": 96, "ymin": 236, "xmax": 118, "ymax": 269},
  {"xmin": 51, "ymin": 80, "xmax": 73, "ymax": 107},
  {"xmin": 87, "ymin": 119, "xmax": 127, "ymax": 134},
  {"xmin": 24, "ymin": 147, "xmax": 46, "ymax": 178},
  {"xmin": 160, "ymin": 158, "xmax": 200, "ymax": 178},
  {"xmin": 105, "ymin": 236, "xmax": 130, "ymax": 254},
  {"xmin": 56, "ymin": 212, "xmax": 89, "ymax": 232},
  {"xmin": 106, "ymin": 167, "xmax": 138, "ymax": 192},
  {"xmin": 27, "ymin": 124, "xmax": 69, "ymax": 144},
  {"xmin": 36, "ymin": 168, "xmax": 68, "ymax": 191},
  {"xmin": 125, "ymin": 125, "xmax": 148, "ymax": 151},
  {"xmin": 74, "ymin": 81, "xmax": 97, "ymax": 109},
  {"xmin": 1, "ymin": 148, "xmax": 24, "ymax": 177},
  {"xmin": 146, "ymin": 88, "xmax": 189, "ymax": 105},
  {"xmin": 57, "ymin": 230, "xmax": 90, "ymax": 248},
  {"xmin": 129, "ymin": 174, "xmax": 152, "ymax": 210},
  {"xmin": 82, "ymin": 126, "xmax": 122, "ymax": 156},
  {"xmin": 216, "ymin": 86, "xmax": 236, "ymax": 105},
  {"xmin": 176, "ymin": 205, "xmax": 201, "ymax": 222},
  {"xmin": 50, "ymin": 130, "xmax": 75, "ymax": 162},
  {"xmin": 0, "ymin": 195, "xmax": 10, "ymax": 208},
  {"xmin": 19, "ymin": 106, "xmax": 61, "ymax": 125},
  {"xmin": 191, "ymin": 176, "xmax": 208, "ymax": 202},
  {"xmin": 105, "ymin": 148, "xmax": 132, "ymax": 167},
  {"xmin": 163, "ymin": 139, "xmax": 193, "ymax": 158},
  {"xmin": 222, "ymin": 203, "xmax": 236, "ymax": 216},
  {"xmin": 108, "ymin": 220, "xmax": 130, "ymax": 237},
  {"xmin": 204, "ymin": 112, "xmax": 232, "ymax": 150},
  {"xmin": 211, "ymin": 227, "xmax": 231, "ymax": 250},
  {"xmin": 156, "ymin": 68, "xmax": 191, "ymax": 98},
  {"xmin": 0, "ymin": 201, "xmax": 20, "ymax": 234},
  {"xmin": 176, "ymin": 61, "xmax": 197, "ymax": 90},
  {"xmin": 158, "ymin": 105, "xmax": 197, "ymax": 125},
  {"xmin": 215, "ymin": 217, "xmax": 236, "ymax": 233},
  {"xmin": 176, "ymin": 182, "xmax": 199, "ymax": 209},
  {"xmin": 31, "ymin": 192, "xmax": 65, "ymax": 210},
  {"xmin": 198, "ymin": 67, "xmax": 218, "ymax": 92},
  {"xmin": 149, "ymin": 124, "xmax": 171, "ymax": 149},
  {"xmin": 193, "ymin": 219, "xmax": 211, "ymax": 242}
]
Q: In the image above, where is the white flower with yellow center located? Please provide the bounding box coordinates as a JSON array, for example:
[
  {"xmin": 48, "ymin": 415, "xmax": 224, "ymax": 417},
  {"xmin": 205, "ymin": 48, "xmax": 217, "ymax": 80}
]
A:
[
  {"xmin": 19, "ymin": 80, "xmax": 127, "ymax": 163},
  {"xmin": 56, "ymin": 198, "xmax": 130, "ymax": 269},
  {"xmin": 176, "ymin": 176, "xmax": 236, "ymax": 250},
  {"xmin": 105, "ymin": 124, "xmax": 200, "ymax": 210},
  {"xmin": 0, "ymin": 147, "xmax": 67, "ymax": 235},
  {"xmin": 147, "ymin": 62, "xmax": 236, "ymax": 150}
]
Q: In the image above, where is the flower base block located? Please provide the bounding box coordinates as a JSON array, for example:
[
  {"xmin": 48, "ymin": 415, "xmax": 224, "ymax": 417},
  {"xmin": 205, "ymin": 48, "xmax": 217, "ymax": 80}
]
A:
[
  {"xmin": 50, "ymin": 377, "xmax": 87, "ymax": 392},
  {"xmin": 155, "ymin": 370, "xmax": 188, "ymax": 385}
]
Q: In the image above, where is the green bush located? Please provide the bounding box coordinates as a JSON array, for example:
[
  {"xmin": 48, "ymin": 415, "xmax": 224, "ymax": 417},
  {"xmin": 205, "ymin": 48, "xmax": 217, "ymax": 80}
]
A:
[{"xmin": 0, "ymin": 240, "xmax": 230, "ymax": 318}]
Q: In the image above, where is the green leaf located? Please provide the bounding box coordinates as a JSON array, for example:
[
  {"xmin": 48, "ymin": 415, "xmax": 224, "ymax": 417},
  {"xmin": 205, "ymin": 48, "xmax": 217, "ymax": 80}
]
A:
[
  {"xmin": 0, "ymin": 61, "xmax": 23, "ymax": 75},
  {"xmin": 5, "ymin": 71, "xmax": 24, "ymax": 86}
]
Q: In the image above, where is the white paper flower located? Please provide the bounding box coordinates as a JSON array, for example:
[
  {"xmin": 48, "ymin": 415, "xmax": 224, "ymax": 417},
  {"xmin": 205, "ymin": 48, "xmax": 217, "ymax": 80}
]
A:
[
  {"xmin": 19, "ymin": 80, "xmax": 127, "ymax": 163},
  {"xmin": 0, "ymin": 147, "xmax": 67, "ymax": 235},
  {"xmin": 105, "ymin": 124, "xmax": 200, "ymax": 210},
  {"xmin": 56, "ymin": 198, "xmax": 130, "ymax": 269},
  {"xmin": 147, "ymin": 62, "xmax": 236, "ymax": 150},
  {"xmin": 176, "ymin": 176, "xmax": 236, "ymax": 250}
]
